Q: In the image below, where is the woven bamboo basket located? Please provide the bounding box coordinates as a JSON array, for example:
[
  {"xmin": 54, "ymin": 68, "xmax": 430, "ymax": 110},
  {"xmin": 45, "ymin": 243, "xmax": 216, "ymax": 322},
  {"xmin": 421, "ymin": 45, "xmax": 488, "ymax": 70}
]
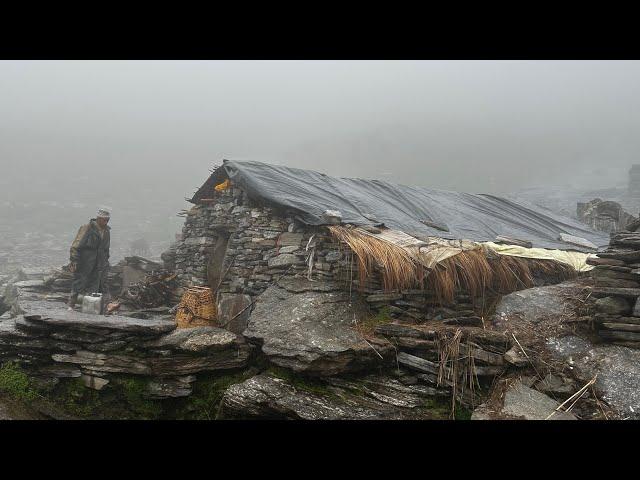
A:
[{"xmin": 176, "ymin": 286, "xmax": 217, "ymax": 329}]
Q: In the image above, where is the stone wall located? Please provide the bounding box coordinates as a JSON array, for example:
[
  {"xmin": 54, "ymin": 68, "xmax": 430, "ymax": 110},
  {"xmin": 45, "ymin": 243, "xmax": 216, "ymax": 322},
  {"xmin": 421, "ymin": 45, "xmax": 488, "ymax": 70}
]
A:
[
  {"xmin": 588, "ymin": 231, "xmax": 640, "ymax": 346},
  {"xmin": 0, "ymin": 296, "xmax": 252, "ymax": 408}
]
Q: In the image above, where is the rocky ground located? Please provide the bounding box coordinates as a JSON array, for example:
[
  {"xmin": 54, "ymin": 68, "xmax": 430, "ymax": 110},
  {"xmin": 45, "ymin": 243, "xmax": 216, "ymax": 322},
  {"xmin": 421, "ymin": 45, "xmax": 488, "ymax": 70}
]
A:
[{"xmin": 2, "ymin": 260, "xmax": 639, "ymax": 420}]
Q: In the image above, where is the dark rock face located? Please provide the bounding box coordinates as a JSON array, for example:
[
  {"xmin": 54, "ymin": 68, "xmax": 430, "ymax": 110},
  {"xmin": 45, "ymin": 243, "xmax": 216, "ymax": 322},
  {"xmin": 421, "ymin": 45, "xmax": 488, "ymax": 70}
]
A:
[
  {"xmin": 220, "ymin": 373, "xmax": 449, "ymax": 420},
  {"xmin": 243, "ymin": 283, "xmax": 393, "ymax": 376}
]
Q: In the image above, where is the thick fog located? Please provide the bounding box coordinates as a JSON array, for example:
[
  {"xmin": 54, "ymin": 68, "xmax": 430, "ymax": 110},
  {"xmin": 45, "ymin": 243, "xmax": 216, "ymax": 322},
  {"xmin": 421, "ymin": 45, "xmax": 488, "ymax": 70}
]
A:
[{"xmin": 2, "ymin": 60, "xmax": 640, "ymax": 266}]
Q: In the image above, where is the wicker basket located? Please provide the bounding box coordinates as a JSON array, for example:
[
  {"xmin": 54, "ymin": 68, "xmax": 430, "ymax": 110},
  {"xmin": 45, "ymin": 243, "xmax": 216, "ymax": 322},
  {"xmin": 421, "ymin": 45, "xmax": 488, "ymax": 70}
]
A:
[{"xmin": 176, "ymin": 286, "xmax": 217, "ymax": 329}]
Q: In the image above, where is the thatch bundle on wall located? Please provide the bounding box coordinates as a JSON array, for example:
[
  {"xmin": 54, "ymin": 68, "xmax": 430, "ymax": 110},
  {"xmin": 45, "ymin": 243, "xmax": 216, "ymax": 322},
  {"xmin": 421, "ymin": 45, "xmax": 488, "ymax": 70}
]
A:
[{"xmin": 328, "ymin": 225, "xmax": 577, "ymax": 305}]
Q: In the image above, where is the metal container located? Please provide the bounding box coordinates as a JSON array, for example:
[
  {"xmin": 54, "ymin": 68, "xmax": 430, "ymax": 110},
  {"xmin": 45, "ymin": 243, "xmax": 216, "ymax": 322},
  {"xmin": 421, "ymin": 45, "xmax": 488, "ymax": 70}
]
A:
[{"xmin": 81, "ymin": 293, "xmax": 103, "ymax": 315}]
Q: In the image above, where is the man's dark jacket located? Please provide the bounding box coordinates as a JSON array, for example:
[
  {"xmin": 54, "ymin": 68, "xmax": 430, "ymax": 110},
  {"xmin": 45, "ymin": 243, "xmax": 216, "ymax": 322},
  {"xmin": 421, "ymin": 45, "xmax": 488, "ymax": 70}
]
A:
[{"xmin": 69, "ymin": 219, "xmax": 111, "ymax": 295}]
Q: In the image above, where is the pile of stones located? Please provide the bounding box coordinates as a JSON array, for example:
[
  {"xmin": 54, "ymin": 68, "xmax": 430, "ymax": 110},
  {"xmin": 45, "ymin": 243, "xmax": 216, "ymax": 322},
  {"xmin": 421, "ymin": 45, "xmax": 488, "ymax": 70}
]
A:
[
  {"xmin": 589, "ymin": 231, "xmax": 640, "ymax": 346},
  {"xmin": 577, "ymin": 198, "xmax": 636, "ymax": 234}
]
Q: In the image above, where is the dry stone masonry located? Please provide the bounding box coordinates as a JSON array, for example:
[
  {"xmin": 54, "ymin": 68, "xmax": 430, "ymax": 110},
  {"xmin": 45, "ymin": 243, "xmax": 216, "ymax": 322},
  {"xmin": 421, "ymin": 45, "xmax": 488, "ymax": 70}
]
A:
[
  {"xmin": 174, "ymin": 186, "xmax": 496, "ymax": 327},
  {"xmin": 0, "ymin": 295, "xmax": 251, "ymax": 400},
  {"xmin": 589, "ymin": 230, "xmax": 640, "ymax": 346}
]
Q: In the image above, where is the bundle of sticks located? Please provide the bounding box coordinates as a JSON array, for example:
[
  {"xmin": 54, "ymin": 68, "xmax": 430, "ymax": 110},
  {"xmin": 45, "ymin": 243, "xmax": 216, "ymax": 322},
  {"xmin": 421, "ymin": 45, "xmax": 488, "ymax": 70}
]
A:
[{"xmin": 120, "ymin": 270, "xmax": 178, "ymax": 309}]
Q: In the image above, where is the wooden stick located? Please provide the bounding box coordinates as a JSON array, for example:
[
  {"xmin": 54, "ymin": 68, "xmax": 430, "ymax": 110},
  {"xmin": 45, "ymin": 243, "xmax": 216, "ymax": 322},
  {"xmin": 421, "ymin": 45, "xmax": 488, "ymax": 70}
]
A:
[
  {"xmin": 363, "ymin": 337, "xmax": 384, "ymax": 359},
  {"xmin": 545, "ymin": 375, "xmax": 597, "ymax": 420}
]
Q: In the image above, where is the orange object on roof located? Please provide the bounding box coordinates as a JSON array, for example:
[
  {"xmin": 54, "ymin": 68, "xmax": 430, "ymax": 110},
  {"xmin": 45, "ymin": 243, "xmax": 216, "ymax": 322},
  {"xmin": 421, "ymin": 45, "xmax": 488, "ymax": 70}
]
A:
[{"xmin": 214, "ymin": 179, "xmax": 231, "ymax": 191}]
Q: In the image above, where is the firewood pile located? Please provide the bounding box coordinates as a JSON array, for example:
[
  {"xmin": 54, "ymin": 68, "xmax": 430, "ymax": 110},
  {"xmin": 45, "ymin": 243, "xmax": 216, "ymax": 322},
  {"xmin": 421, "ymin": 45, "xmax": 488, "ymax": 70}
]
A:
[
  {"xmin": 120, "ymin": 270, "xmax": 178, "ymax": 309},
  {"xmin": 13, "ymin": 255, "xmax": 179, "ymax": 313},
  {"xmin": 589, "ymin": 231, "xmax": 640, "ymax": 346}
]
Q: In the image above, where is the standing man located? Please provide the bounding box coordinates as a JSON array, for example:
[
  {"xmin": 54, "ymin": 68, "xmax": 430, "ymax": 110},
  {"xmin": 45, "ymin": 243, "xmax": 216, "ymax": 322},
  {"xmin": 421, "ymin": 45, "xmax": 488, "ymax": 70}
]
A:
[{"xmin": 67, "ymin": 207, "xmax": 112, "ymax": 310}]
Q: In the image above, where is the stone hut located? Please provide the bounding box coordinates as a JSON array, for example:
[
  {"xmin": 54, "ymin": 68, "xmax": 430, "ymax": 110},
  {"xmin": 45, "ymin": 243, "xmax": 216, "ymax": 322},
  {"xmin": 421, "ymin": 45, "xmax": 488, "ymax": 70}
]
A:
[{"xmin": 172, "ymin": 160, "xmax": 608, "ymax": 331}]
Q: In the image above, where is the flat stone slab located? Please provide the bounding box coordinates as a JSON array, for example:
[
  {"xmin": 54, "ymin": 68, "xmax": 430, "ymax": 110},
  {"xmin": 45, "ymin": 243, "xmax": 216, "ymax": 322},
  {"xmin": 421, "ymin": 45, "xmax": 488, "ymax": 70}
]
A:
[
  {"xmin": 19, "ymin": 300, "xmax": 176, "ymax": 335},
  {"xmin": 145, "ymin": 326, "xmax": 244, "ymax": 353},
  {"xmin": 502, "ymin": 383, "xmax": 576, "ymax": 420},
  {"xmin": 52, "ymin": 345, "xmax": 251, "ymax": 376},
  {"xmin": 472, "ymin": 382, "xmax": 576, "ymax": 420},
  {"xmin": 220, "ymin": 373, "xmax": 448, "ymax": 420},
  {"xmin": 243, "ymin": 285, "xmax": 392, "ymax": 376}
]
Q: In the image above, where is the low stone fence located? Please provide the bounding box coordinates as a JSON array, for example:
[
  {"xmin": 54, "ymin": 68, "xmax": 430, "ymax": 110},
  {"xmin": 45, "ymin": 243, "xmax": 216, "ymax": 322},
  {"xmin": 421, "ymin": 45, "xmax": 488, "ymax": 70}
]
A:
[{"xmin": 0, "ymin": 299, "xmax": 252, "ymax": 407}]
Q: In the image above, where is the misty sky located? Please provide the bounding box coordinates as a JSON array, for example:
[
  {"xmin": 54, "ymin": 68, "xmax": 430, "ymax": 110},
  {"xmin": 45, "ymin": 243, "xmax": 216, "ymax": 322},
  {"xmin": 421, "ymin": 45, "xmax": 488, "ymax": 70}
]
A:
[{"xmin": 2, "ymin": 60, "xmax": 640, "ymax": 201}]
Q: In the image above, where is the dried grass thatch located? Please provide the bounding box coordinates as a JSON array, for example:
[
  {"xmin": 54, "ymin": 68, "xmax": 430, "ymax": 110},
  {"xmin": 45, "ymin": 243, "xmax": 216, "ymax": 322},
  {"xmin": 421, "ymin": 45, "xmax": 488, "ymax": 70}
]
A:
[
  {"xmin": 328, "ymin": 225, "xmax": 578, "ymax": 305},
  {"xmin": 328, "ymin": 225, "xmax": 423, "ymax": 291}
]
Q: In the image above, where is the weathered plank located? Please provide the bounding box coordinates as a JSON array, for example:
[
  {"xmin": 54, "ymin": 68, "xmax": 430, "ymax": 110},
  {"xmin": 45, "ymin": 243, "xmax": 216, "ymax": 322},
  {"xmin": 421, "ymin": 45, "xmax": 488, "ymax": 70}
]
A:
[
  {"xmin": 374, "ymin": 323, "xmax": 435, "ymax": 339},
  {"xmin": 397, "ymin": 352, "xmax": 439, "ymax": 375}
]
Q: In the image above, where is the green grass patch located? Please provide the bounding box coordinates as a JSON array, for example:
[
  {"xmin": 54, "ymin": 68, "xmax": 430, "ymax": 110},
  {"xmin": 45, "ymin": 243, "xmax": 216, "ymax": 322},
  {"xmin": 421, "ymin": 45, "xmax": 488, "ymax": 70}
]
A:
[
  {"xmin": 0, "ymin": 362, "xmax": 39, "ymax": 402},
  {"xmin": 421, "ymin": 396, "xmax": 473, "ymax": 420},
  {"xmin": 50, "ymin": 376, "xmax": 163, "ymax": 420},
  {"xmin": 115, "ymin": 377, "xmax": 163, "ymax": 419}
]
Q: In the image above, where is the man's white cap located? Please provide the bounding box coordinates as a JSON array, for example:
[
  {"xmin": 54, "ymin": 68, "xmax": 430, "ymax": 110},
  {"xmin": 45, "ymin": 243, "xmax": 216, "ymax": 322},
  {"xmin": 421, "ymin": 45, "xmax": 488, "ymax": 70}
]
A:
[{"xmin": 97, "ymin": 206, "xmax": 112, "ymax": 219}]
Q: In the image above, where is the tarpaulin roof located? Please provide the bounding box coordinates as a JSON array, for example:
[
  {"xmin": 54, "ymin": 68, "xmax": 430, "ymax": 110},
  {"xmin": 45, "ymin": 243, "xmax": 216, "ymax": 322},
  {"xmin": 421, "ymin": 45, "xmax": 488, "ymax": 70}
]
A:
[{"xmin": 192, "ymin": 160, "xmax": 609, "ymax": 251}]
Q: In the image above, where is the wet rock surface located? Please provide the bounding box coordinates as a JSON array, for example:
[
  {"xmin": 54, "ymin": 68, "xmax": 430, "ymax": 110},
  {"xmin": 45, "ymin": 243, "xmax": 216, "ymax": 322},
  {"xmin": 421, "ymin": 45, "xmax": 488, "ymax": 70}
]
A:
[
  {"xmin": 220, "ymin": 373, "xmax": 449, "ymax": 420},
  {"xmin": 472, "ymin": 382, "xmax": 576, "ymax": 420},
  {"xmin": 502, "ymin": 383, "xmax": 576, "ymax": 420},
  {"xmin": 547, "ymin": 335, "xmax": 640, "ymax": 419},
  {"xmin": 492, "ymin": 282, "xmax": 580, "ymax": 327},
  {"xmin": 19, "ymin": 300, "xmax": 176, "ymax": 334},
  {"xmin": 243, "ymin": 283, "xmax": 393, "ymax": 376}
]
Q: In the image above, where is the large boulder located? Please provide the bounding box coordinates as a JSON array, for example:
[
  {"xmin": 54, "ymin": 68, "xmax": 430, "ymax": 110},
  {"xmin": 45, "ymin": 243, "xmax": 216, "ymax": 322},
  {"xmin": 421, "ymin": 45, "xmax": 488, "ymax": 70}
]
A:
[
  {"xmin": 493, "ymin": 282, "xmax": 579, "ymax": 326},
  {"xmin": 547, "ymin": 335, "xmax": 640, "ymax": 419},
  {"xmin": 243, "ymin": 280, "xmax": 393, "ymax": 376},
  {"xmin": 220, "ymin": 373, "xmax": 449, "ymax": 420}
]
